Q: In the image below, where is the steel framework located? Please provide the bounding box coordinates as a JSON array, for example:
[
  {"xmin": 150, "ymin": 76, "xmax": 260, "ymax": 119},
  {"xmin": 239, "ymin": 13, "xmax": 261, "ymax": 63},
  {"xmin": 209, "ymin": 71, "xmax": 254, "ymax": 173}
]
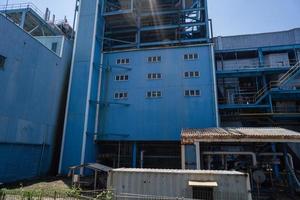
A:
[{"xmin": 101, "ymin": 0, "xmax": 210, "ymax": 51}]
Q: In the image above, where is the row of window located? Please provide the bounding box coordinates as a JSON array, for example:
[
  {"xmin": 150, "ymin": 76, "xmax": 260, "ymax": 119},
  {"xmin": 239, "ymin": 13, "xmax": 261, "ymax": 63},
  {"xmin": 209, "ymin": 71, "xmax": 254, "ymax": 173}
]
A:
[
  {"xmin": 114, "ymin": 71, "xmax": 200, "ymax": 81},
  {"xmin": 116, "ymin": 53, "xmax": 199, "ymax": 65},
  {"xmin": 114, "ymin": 90, "xmax": 201, "ymax": 99},
  {"xmin": 115, "ymin": 75, "xmax": 129, "ymax": 81}
]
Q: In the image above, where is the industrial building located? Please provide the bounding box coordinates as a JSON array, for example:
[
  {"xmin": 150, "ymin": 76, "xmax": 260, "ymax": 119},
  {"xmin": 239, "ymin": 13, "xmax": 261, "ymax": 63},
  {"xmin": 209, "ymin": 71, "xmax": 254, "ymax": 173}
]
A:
[
  {"xmin": 0, "ymin": 3, "xmax": 73, "ymax": 183},
  {"xmin": 59, "ymin": 0, "xmax": 300, "ymax": 174},
  {"xmin": 59, "ymin": 0, "xmax": 219, "ymax": 173}
]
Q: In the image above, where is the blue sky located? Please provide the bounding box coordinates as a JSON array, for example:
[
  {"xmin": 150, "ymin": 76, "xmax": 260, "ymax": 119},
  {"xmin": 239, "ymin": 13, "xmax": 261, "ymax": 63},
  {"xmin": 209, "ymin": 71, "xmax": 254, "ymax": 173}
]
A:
[{"xmin": 4, "ymin": 0, "xmax": 300, "ymax": 36}]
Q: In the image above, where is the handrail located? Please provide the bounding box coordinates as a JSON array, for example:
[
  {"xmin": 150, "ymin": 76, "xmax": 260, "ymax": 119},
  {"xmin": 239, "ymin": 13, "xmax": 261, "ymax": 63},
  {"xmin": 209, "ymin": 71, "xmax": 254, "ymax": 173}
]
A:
[
  {"xmin": 219, "ymin": 61, "xmax": 300, "ymax": 105},
  {"xmin": 0, "ymin": 2, "xmax": 44, "ymax": 19}
]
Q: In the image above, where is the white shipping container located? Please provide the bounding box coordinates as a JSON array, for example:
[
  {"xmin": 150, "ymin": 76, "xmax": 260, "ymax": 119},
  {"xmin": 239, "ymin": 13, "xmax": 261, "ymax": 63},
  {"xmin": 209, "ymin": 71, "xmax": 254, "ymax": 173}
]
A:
[{"xmin": 107, "ymin": 168, "xmax": 252, "ymax": 200}]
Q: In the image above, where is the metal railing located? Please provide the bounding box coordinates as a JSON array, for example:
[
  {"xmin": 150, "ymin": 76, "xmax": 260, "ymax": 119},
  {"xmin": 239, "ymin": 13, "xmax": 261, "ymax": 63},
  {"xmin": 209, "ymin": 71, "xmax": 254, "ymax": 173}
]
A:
[
  {"xmin": 0, "ymin": 2, "xmax": 44, "ymax": 18},
  {"xmin": 216, "ymin": 59, "xmax": 298, "ymax": 72},
  {"xmin": 219, "ymin": 61, "xmax": 300, "ymax": 105}
]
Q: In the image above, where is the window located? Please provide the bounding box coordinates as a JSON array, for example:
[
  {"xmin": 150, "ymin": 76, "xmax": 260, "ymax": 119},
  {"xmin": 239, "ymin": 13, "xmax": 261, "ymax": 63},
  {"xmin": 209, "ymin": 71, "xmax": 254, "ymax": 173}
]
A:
[
  {"xmin": 184, "ymin": 53, "xmax": 199, "ymax": 60},
  {"xmin": 114, "ymin": 92, "xmax": 128, "ymax": 100},
  {"xmin": 115, "ymin": 74, "xmax": 129, "ymax": 81},
  {"xmin": 148, "ymin": 56, "xmax": 161, "ymax": 63},
  {"xmin": 184, "ymin": 90, "xmax": 201, "ymax": 97},
  {"xmin": 184, "ymin": 71, "xmax": 200, "ymax": 78},
  {"xmin": 116, "ymin": 58, "xmax": 130, "ymax": 65},
  {"xmin": 0, "ymin": 55, "xmax": 6, "ymax": 68},
  {"xmin": 147, "ymin": 73, "xmax": 162, "ymax": 80},
  {"xmin": 51, "ymin": 42, "xmax": 58, "ymax": 52},
  {"xmin": 146, "ymin": 91, "xmax": 162, "ymax": 98}
]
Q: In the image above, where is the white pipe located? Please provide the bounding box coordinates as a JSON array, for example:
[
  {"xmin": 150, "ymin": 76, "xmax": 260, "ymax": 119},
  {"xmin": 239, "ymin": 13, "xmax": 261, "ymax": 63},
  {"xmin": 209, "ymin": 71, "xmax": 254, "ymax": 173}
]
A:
[
  {"xmin": 202, "ymin": 151, "xmax": 257, "ymax": 167},
  {"xmin": 181, "ymin": 145, "xmax": 186, "ymax": 169},
  {"xmin": 195, "ymin": 142, "xmax": 201, "ymax": 169}
]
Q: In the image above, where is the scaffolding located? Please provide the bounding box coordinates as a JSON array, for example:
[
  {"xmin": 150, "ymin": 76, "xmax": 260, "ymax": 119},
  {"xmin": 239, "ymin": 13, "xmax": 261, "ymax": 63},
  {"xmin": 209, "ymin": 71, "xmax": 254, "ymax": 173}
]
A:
[{"xmin": 101, "ymin": 0, "xmax": 210, "ymax": 51}]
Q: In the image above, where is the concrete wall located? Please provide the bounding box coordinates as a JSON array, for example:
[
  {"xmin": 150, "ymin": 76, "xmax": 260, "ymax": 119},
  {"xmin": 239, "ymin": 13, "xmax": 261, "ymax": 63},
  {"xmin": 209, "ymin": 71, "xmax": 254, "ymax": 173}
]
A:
[
  {"xmin": 0, "ymin": 14, "xmax": 73, "ymax": 183},
  {"xmin": 99, "ymin": 45, "xmax": 219, "ymax": 141},
  {"xmin": 215, "ymin": 28, "xmax": 300, "ymax": 50},
  {"xmin": 107, "ymin": 169, "xmax": 252, "ymax": 200}
]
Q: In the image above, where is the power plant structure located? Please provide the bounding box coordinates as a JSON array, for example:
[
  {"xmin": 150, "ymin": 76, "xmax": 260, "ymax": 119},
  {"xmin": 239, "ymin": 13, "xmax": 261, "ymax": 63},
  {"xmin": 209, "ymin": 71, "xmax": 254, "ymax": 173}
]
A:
[{"xmin": 1, "ymin": 0, "xmax": 300, "ymax": 198}]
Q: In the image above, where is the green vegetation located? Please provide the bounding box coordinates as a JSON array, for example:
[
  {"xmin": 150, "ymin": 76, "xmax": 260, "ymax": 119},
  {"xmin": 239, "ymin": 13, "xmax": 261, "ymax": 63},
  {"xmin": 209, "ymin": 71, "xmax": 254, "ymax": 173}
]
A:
[{"xmin": 0, "ymin": 185, "xmax": 82, "ymax": 199}]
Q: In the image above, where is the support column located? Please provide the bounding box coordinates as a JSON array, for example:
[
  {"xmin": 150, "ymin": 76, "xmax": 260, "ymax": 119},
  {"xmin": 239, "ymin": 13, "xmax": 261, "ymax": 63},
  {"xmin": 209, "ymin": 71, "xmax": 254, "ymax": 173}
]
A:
[
  {"xmin": 258, "ymin": 48, "xmax": 264, "ymax": 67},
  {"xmin": 195, "ymin": 142, "xmax": 201, "ymax": 170},
  {"xmin": 132, "ymin": 142, "xmax": 137, "ymax": 168},
  {"xmin": 181, "ymin": 145, "xmax": 186, "ymax": 169},
  {"xmin": 20, "ymin": 10, "xmax": 27, "ymax": 29}
]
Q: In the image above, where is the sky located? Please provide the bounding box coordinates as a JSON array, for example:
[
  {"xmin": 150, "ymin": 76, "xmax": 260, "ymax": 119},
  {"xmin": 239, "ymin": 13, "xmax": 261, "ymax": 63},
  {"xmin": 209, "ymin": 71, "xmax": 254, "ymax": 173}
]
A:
[{"xmin": 3, "ymin": 0, "xmax": 300, "ymax": 36}]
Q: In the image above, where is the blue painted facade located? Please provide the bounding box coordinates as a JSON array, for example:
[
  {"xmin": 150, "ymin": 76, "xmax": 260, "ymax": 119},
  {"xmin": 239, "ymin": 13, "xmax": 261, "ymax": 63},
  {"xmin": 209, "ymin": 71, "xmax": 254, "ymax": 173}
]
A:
[
  {"xmin": 59, "ymin": 0, "xmax": 218, "ymax": 173},
  {"xmin": 98, "ymin": 46, "xmax": 218, "ymax": 141},
  {"xmin": 0, "ymin": 13, "xmax": 73, "ymax": 183}
]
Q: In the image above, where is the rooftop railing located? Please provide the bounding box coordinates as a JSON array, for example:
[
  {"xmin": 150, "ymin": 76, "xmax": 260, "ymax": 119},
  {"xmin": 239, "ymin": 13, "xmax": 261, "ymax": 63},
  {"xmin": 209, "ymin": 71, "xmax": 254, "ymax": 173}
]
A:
[{"xmin": 0, "ymin": 2, "xmax": 44, "ymax": 19}]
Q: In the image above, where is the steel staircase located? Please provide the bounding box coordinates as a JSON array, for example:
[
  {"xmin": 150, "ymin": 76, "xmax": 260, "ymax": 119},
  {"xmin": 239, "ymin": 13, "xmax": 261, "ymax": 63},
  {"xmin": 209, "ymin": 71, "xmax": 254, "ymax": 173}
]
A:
[{"xmin": 253, "ymin": 61, "xmax": 300, "ymax": 104}]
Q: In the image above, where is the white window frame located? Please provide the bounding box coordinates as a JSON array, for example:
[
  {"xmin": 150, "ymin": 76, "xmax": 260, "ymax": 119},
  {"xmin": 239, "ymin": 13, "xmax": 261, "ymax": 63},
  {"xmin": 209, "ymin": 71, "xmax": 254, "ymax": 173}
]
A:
[
  {"xmin": 184, "ymin": 53, "xmax": 199, "ymax": 61},
  {"xmin": 114, "ymin": 92, "xmax": 128, "ymax": 100},
  {"xmin": 184, "ymin": 89, "xmax": 201, "ymax": 97},
  {"xmin": 115, "ymin": 74, "xmax": 129, "ymax": 81},
  {"xmin": 147, "ymin": 56, "xmax": 161, "ymax": 63},
  {"xmin": 146, "ymin": 90, "xmax": 163, "ymax": 99},
  {"xmin": 147, "ymin": 73, "xmax": 162, "ymax": 80},
  {"xmin": 116, "ymin": 58, "xmax": 130, "ymax": 65},
  {"xmin": 184, "ymin": 71, "xmax": 200, "ymax": 78}
]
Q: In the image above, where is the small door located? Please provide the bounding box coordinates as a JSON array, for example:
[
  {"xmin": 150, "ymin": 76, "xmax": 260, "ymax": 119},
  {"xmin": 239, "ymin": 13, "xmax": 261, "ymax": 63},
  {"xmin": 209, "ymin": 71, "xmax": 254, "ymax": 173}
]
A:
[{"xmin": 192, "ymin": 186, "xmax": 214, "ymax": 200}]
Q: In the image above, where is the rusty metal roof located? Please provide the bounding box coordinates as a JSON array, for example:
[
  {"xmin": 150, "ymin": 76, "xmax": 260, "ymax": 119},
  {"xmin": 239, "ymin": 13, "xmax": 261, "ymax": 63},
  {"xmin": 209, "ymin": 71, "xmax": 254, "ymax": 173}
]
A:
[{"xmin": 181, "ymin": 127, "xmax": 300, "ymax": 144}]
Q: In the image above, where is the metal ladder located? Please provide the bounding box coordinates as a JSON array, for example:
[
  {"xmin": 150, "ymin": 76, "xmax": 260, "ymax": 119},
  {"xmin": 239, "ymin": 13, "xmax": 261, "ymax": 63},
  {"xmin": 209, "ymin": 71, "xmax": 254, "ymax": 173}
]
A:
[{"xmin": 253, "ymin": 61, "xmax": 300, "ymax": 104}]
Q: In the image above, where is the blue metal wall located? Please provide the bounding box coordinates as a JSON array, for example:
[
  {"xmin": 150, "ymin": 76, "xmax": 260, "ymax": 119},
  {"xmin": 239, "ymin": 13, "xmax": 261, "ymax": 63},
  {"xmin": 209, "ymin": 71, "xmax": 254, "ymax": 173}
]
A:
[
  {"xmin": 59, "ymin": 0, "xmax": 218, "ymax": 174},
  {"xmin": 98, "ymin": 45, "xmax": 219, "ymax": 141},
  {"xmin": 59, "ymin": 0, "xmax": 104, "ymax": 174},
  {"xmin": 0, "ymin": 14, "xmax": 73, "ymax": 183}
]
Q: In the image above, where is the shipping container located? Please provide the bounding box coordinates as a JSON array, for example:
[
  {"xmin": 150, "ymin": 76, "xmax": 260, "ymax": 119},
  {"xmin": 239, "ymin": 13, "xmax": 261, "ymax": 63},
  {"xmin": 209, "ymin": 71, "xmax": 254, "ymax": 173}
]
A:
[{"xmin": 107, "ymin": 168, "xmax": 252, "ymax": 200}]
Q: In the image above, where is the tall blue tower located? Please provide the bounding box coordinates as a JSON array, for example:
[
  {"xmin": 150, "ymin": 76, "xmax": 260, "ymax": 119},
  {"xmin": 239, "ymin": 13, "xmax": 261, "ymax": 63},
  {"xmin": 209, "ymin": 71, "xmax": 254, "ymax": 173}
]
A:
[{"xmin": 59, "ymin": 0, "xmax": 218, "ymax": 174}]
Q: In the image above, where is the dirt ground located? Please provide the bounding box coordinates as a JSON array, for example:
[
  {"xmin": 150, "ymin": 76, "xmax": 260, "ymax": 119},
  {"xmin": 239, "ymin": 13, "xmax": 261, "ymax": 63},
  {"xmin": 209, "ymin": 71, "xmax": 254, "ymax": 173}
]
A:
[{"xmin": 2, "ymin": 176, "xmax": 73, "ymax": 191}]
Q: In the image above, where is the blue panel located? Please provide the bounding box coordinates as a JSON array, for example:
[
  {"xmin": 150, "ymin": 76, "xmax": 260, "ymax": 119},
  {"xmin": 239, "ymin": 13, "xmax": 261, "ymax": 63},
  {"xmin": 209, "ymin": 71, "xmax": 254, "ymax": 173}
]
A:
[
  {"xmin": 98, "ymin": 45, "xmax": 218, "ymax": 141},
  {"xmin": 59, "ymin": 0, "xmax": 103, "ymax": 174},
  {"xmin": 0, "ymin": 13, "xmax": 73, "ymax": 182}
]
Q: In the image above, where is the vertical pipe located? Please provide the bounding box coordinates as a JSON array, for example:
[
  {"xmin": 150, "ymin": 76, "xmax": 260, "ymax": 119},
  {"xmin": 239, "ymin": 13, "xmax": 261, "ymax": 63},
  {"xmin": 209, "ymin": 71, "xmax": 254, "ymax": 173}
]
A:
[
  {"xmin": 195, "ymin": 142, "xmax": 201, "ymax": 169},
  {"xmin": 258, "ymin": 49, "xmax": 264, "ymax": 67},
  {"xmin": 271, "ymin": 143, "xmax": 280, "ymax": 180},
  {"xmin": 117, "ymin": 141, "xmax": 121, "ymax": 168},
  {"xmin": 94, "ymin": 170, "xmax": 98, "ymax": 190},
  {"xmin": 140, "ymin": 150, "xmax": 144, "ymax": 168},
  {"xmin": 132, "ymin": 142, "xmax": 137, "ymax": 168},
  {"xmin": 181, "ymin": 145, "xmax": 186, "ymax": 169},
  {"xmin": 283, "ymin": 144, "xmax": 294, "ymax": 190}
]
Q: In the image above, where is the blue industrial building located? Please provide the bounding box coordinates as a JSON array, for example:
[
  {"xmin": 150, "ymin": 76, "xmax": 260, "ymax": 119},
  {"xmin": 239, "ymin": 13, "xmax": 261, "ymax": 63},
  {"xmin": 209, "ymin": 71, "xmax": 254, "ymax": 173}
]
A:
[
  {"xmin": 1, "ymin": 1, "xmax": 300, "ymax": 192},
  {"xmin": 215, "ymin": 29, "xmax": 300, "ymax": 128},
  {"xmin": 0, "ymin": 4, "xmax": 73, "ymax": 183},
  {"xmin": 59, "ymin": 0, "xmax": 219, "ymax": 173},
  {"xmin": 59, "ymin": 0, "xmax": 300, "ymax": 175}
]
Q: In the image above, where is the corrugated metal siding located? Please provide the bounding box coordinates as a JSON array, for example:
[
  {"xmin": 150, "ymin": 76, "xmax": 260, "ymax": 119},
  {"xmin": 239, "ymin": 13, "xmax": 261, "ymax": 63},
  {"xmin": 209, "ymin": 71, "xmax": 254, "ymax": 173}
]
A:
[
  {"xmin": 214, "ymin": 28, "xmax": 300, "ymax": 50},
  {"xmin": 181, "ymin": 127, "xmax": 300, "ymax": 144},
  {"xmin": 108, "ymin": 169, "xmax": 251, "ymax": 200}
]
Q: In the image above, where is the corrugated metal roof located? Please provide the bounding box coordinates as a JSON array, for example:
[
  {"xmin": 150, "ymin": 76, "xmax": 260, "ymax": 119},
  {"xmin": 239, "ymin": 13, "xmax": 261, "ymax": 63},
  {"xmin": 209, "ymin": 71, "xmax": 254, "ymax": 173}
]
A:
[
  {"xmin": 111, "ymin": 168, "xmax": 245, "ymax": 175},
  {"xmin": 181, "ymin": 127, "xmax": 300, "ymax": 144}
]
